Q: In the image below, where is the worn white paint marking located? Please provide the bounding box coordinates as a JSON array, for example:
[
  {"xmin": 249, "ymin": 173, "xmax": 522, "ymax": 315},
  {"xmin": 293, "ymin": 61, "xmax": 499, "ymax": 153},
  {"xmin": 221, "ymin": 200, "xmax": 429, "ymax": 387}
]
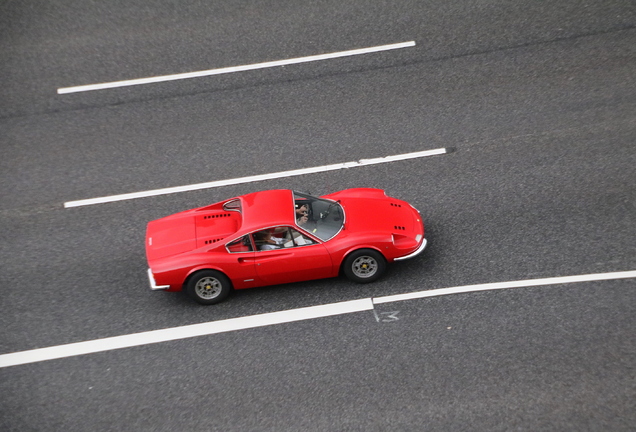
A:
[
  {"xmin": 63, "ymin": 148, "xmax": 446, "ymax": 208},
  {"xmin": 0, "ymin": 299, "xmax": 373, "ymax": 369},
  {"xmin": 57, "ymin": 41, "xmax": 416, "ymax": 94},
  {"xmin": 372, "ymin": 270, "xmax": 636, "ymax": 304}
]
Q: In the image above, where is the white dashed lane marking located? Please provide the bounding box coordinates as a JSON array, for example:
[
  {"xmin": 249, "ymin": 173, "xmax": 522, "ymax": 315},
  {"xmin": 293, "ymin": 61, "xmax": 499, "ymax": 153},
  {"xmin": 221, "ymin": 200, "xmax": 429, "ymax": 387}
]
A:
[
  {"xmin": 63, "ymin": 148, "xmax": 446, "ymax": 208},
  {"xmin": 373, "ymin": 270, "xmax": 636, "ymax": 303},
  {"xmin": 1, "ymin": 270, "xmax": 634, "ymax": 369},
  {"xmin": 57, "ymin": 41, "xmax": 416, "ymax": 94}
]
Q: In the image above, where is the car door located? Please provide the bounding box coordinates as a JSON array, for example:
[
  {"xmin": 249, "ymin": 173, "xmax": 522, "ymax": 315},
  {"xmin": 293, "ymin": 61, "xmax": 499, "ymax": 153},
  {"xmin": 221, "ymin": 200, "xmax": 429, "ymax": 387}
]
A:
[
  {"xmin": 223, "ymin": 234, "xmax": 258, "ymax": 289},
  {"xmin": 251, "ymin": 226, "xmax": 333, "ymax": 286}
]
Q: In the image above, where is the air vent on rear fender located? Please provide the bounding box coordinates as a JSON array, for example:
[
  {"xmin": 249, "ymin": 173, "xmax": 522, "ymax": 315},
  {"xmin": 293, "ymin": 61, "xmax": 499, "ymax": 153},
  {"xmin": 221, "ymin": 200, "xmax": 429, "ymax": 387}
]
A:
[
  {"xmin": 204, "ymin": 238, "xmax": 223, "ymax": 245},
  {"xmin": 390, "ymin": 203, "xmax": 402, "ymax": 208},
  {"xmin": 394, "ymin": 226, "xmax": 405, "ymax": 231}
]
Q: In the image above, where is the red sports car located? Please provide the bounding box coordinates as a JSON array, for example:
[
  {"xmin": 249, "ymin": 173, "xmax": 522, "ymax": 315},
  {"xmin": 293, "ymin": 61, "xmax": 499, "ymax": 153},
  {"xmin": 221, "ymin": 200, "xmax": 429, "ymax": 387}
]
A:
[{"xmin": 146, "ymin": 189, "xmax": 426, "ymax": 304}]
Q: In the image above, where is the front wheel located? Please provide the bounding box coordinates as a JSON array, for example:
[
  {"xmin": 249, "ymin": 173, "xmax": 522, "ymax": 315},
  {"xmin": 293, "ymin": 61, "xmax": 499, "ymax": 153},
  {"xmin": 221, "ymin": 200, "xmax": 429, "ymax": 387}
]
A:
[
  {"xmin": 186, "ymin": 270, "xmax": 232, "ymax": 305},
  {"xmin": 343, "ymin": 249, "xmax": 386, "ymax": 283}
]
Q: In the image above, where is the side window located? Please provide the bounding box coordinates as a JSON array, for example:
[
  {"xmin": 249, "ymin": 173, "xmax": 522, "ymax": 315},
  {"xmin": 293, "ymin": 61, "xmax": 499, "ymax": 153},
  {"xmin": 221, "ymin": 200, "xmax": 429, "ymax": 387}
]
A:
[
  {"xmin": 289, "ymin": 228, "xmax": 315, "ymax": 246},
  {"xmin": 252, "ymin": 227, "xmax": 318, "ymax": 251},
  {"xmin": 253, "ymin": 227, "xmax": 290, "ymax": 251},
  {"xmin": 226, "ymin": 235, "xmax": 253, "ymax": 253}
]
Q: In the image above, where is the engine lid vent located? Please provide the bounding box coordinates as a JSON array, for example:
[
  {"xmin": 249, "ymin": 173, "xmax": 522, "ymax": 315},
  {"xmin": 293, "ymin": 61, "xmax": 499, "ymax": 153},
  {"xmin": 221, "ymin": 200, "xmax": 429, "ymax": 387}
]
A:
[{"xmin": 203, "ymin": 213, "xmax": 231, "ymax": 220}]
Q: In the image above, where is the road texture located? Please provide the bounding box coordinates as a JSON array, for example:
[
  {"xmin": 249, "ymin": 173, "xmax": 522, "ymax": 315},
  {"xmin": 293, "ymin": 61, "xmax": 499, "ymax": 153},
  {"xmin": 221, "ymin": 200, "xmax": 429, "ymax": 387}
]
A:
[{"xmin": 1, "ymin": 1, "xmax": 635, "ymax": 430}]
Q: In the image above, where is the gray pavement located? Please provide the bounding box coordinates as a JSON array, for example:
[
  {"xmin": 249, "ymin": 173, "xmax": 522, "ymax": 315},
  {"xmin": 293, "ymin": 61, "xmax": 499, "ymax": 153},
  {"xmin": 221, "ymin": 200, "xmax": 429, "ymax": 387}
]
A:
[{"xmin": 1, "ymin": 1, "xmax": 635, "ymax": 430}]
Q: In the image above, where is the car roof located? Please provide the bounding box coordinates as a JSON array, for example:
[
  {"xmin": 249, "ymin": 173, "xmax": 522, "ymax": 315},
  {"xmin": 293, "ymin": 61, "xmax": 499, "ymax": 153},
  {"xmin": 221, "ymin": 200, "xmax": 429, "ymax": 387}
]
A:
[{"xmin": 239, "ymin": 189, "xmax": 295, "ymax": 230}]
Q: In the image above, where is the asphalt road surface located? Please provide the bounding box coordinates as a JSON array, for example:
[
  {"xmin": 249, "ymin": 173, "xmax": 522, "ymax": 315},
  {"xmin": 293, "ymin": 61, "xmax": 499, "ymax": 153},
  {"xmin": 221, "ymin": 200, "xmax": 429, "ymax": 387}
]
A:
[{"xmin": 1, "ymin": 1, "xmax": 635, "ymax": 431}]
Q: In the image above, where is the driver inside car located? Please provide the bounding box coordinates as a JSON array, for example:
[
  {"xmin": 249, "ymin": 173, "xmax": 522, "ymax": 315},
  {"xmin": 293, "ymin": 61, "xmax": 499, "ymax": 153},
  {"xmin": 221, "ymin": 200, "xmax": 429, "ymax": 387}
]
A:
[
  {"xmin": 254, "ymin": 230, "xmax": 285, "ymax": 250},
  {"xmin": 295, "ymin": 203, "xmax": 309, "ymax": 226}
]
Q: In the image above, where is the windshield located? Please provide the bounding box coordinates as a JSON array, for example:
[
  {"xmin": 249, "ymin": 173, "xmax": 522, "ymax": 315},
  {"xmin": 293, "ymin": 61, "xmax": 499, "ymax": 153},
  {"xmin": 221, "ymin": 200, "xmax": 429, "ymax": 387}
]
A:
[{"xmin": 293, "ymin": 191, "xmax": 345, "ymax": 241}]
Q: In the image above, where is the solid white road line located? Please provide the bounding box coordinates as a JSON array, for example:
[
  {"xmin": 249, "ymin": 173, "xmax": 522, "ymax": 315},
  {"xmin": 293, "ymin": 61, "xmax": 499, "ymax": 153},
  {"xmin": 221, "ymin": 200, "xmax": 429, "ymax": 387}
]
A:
[
  {"xmin": 372, "ymin": 270, "xmax": 636, "ymax": 304},
  {"xmin": 63, "ymin": 148, "xmax": 446, "ymax": 208},
  {"xmin": 1, "ymin": 269, "xmax": 634, "ymax": 368},
  {"xmin": 0, "ymin": 299, "xmax": 373, "ymax": 369},
  {"xmin": 57, "ymin": 41, "xmax": 416, "ymax": 94}
]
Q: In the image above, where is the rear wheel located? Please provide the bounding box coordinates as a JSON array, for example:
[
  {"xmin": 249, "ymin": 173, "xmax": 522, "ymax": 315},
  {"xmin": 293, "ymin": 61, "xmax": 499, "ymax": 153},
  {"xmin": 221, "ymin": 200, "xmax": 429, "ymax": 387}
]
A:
[
  {"xmin": 186, "ymin": 270, "xmax": 232, "ymax": 305},
  {"xmin": 343, "ymin": 249, "xmax": 386, "ymax": 283}
]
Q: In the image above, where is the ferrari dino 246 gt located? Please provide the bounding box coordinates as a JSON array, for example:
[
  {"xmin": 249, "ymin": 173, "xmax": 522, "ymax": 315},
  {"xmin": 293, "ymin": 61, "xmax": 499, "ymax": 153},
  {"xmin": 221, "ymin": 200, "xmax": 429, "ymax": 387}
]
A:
[{"xmin": 146, "ymin": 189, "xmax": 426, "ymax": 304}]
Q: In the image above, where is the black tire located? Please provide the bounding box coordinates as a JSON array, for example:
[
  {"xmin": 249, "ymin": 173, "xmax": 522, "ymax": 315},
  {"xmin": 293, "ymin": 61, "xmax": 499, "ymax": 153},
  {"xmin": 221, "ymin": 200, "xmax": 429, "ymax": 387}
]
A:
[
  {"xmin": 186, "ymin": 270, "xmax": 232, "ymax": 305},
  {"xmin": 343, "ymin": 249, "xmax": 386, "ymax": 283}
]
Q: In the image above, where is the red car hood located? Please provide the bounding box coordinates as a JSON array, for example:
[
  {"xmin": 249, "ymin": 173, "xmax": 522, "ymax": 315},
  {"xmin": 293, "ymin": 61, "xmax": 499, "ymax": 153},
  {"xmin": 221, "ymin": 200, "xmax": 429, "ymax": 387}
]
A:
[
  {"xmin": 325, "ymin": 189, "xmax": 421, "ymax": 237},
  {"xmin": 340, "ymin": 197, "xmax": 418, "ymax": 234}
]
